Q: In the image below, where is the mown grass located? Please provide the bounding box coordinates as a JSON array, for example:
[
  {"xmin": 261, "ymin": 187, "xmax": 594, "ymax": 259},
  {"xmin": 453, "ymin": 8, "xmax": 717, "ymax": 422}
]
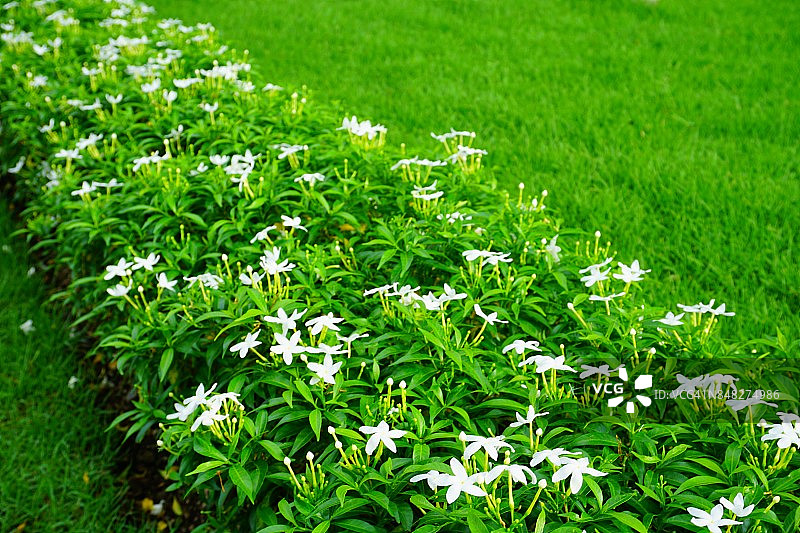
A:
[
  {"xmin": 148, "ymin": 0, "xmax": 800, "ymax": 342},
  {"xmin": 0, "ymin": 202, "xmax": 137, "ymax": 532}
]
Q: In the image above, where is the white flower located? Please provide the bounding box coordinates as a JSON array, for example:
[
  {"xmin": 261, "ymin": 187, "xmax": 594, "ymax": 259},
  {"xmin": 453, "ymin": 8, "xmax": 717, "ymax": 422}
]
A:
[
  {"xmin": 104, "ymin": 258, "xmax": 134, "ymax": 280},
  {"xmin": 509, "ymin": 405, "xmax": 549, "ymax": 428},
  {"xmin": 38, "ymin": 119, "xmax": 55, "ymax": 133},
  {"xmin": 200, "ymin": 101, "xmax": 218, "ymax": 113},
  {"xmin": 56, "ymin": 148, "xmax": 82, "ymax": 160},
  {"xmin": 530, "ymin": 448, "xmax": 580, "ymax": 468},
  {"xmin": 263, "ymin": 308, "xmax": 307, "ymax": 335},
  {"xmin": 678, "ymin": 299, "xmax": 716, "ymax": 314},
  {"xmin": 19, "ymin": 319, "xmax": 34, "ymax": 334},
  {"xmin": 431, "ymin": 128, "xmax": 476, "ymax": 143},
  {"xmin": 307, "ymin": 354, "xmax": 343, "ymax": 385},
  {"xmin": 294, "ymin": 172, "xmax": 326, "ymax": 186},
  {"xmin": 438, "ymin": 458, "xmax": 487, "ymax": 504},
  {"xmin": 162, "ymin": 89, "xmax": 177, "ymax": 103},
  {"xmin": 262, "ymin": 83, "xmax": 283, "ymax": 92},
  {"xmin": 726, "ymin": 392, "xmax": 778, "ymax": 412},
  {"xmin": 518, "ymin": 354, "xmax": 552, "ymax": 368},
  {"xmin": 308, "ymin": 343, "xmax": 347, "ymax": 356},
  {"xmin": 281, "ymin": 215, "xmax": 307, "ymax": 232},
  {"xmin": 710, "ymin": 303, "xmax": 735, "ymax": 317},
  {"xmin": 67, "ymin": 376, "xmax": 79, "ymax": 389},
  {"xmin": 75, "ymin": 133, "xmax": 104, "ymax": 150},
  {"xmin": 545, "ymin": 235, "xmax": 561, "ymax": 262},
  {"xmin": 482, "ymin": 252, "xmax": 513, "ymax": 266},
  {"xmin": 190, "ymin": 409, "xmax": 227, "ymax": 432},
  {"xmin": 761, "ymin": 422, "xmax": 800, "ymax": 449},
  {"xmin": 656, "ymin": 311, "xmax": 685, "ymax": 326},
  {"xmin": 446, "ymin": 145, "xmax": 488, "ymax": 163},
  {"xmin": 338, "ymin": 115, "xmax": 387, "ymax": 139},
  {"xmin": 502, "ymin": 339, "xmax": 541, "ymax": 355},
  {"xmin": 460, "ymin": 432, "xmax": 514, "ymax": 460},
  {"xmin": 272, "ymin": 143, "xmax": 308, "ymax": 160},
  {"xmin": 579, "ymin": 364, "xmax": 617, "ymax": 379},
  {"xmin": 580, "ymin": 267, "xmax": 611, "ymax": 287},
  {"xmin": 440, "ymin": 283, "xmax": 467, "ymax": 302},
  {"xmin": 156, "ymin": 272, "xmax": 177, "ymax": 292},
  {"xmin": 578, "ymin": 257, "xmax": 614, "ymax": 274},
  {"xmin": 107, "ymin": 282, "xmax": 132, "ymax": 297},
  {"xmin": 230, "ymin": 330, "xmax": 262, "ymax": 358},
  {"xmin": 364, "ymin": 283, "xmax": 397, "ymax": 297},
  {"xmin": 305, "ymin": 313, "xmax": 344, "ymax": 336},
  {"xmin": 190, "ymin": 162, "xmax": 208, "ymax": 176},
  {"xmin": 588, "ymin": 292, "xmax": 626, "ymax": 302},
  {"xmin": 531, "ymin": 355, "xmax": 574, "ymax": 374},
  {"xmin": 474, "ymin": 304, "xmax": 508, "ymax": 325},
  {"xmin": 173, "ymin": 77, "xmax": 202, "ymax": 88},
  {"xmin": 270, "ymin": 330, "xmax": 307, "ymax": 365},
  {"xmin": 410, "ymin": 470, "xmax": 448, "ymax": 490},
  {"xmin": 239, "ymin": 270, "xmax": 264, "ymax": 286},
  {"xmin": 249, "ymin": 225, "xmax": 276, "ymax": 244},
  {"xmin": 141, "ymin": 78, "xmax": 161, "ymax": 93},
  {"xmin": 336, "ymin": 331, "xmax": 369, "ymax": 344},
  {"xmin": 613, "ymin": 260, "xmax": 651, "ymax": 283},
  {"xmin": 359, "ymin": 420, "xmax": 407, "ymax": 455},
  {"xmin": 687, "ymin": 504, "xmax": 742, "ymax": 533},
  {"xmin": 29, "ymin": 75, "xmax": 48, "ymax": 88},
  {"xmin": 484, "ymin": 464, "xmax": 536, "ymax": 485},
  {"xmin": 8, "ymin": 157, "xmax": 24, "ymax": 174},
  {"xmin": 183, "ymin": 273, "xmax": 224, "ymax": 290},
  {"xmin": 551, "ymin": 457, "xmax": 607, "ymax": 494},
  {"xmin": 70, "ymin": 181, "xmax": 97, "ymax": 197},
  {"xmin": 719, "ymin": 493, "xmax": 754, "ymax": 518},
  {"xmin": 209, "ymin": 154, "xmax": 230, "ymax": 166},
  {"xmin": 132, "ymin": 253, "xmax": 160, "ymax": 271}
]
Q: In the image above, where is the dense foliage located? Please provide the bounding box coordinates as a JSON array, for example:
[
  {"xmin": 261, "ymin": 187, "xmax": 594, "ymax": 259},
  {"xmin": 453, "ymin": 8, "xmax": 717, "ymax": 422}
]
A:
[{"xmin": 1, "ymin": 1, "xmax": 798, "ymax": 531}]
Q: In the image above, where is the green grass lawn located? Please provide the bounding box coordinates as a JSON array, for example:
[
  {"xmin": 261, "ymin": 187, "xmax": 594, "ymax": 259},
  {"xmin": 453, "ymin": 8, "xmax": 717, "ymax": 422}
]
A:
[
  {"xmin": 148, "ymin": 0, "xmax": 800, "ymax": 342},
  {"xmin": 0, "ymin": 203, "xmax": 137, "ymax": 532}
]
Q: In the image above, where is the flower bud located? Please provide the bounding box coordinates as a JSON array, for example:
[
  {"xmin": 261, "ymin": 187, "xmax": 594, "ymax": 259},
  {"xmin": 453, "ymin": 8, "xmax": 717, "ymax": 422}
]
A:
[
  {"xmin": 399, "ymin": 380, "xmax": 406, "ymax": 390},
  {"xmin": 283, "ymin": 457, "xmax": 291, "ymax": 466},
  {"xmin": 306, "ymin": 451, "xmax": 314, "ymax": 462},
  {"xmin": 387, "ymin": 377, "xmax": 394, "ymax": 386},
  {"xmin": 536, "ymin": 428, "xmax": 543, "ymax": 437},
  {"xmin": 538, "ymin": 479, "xmax": 547, "ymax": 488},
  {"xmin": 222, "ymin": 254, "xmax": 228, "ymax": 261},
  {"xmin": 327, "ymin": 426, "xmax": 336, "ymax": 435}
]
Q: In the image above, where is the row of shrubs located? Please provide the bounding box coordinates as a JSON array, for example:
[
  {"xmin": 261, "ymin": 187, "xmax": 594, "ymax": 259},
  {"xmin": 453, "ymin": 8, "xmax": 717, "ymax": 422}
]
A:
[{"xmin": 1, "ymin": 1, "xmax": 798, "ymax": 531}]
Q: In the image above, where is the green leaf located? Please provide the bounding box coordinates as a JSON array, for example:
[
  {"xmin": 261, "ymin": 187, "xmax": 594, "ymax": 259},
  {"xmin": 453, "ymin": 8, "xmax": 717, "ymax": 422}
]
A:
[
  {"xmin": 467, "ymin": 509, "xmax": 490, "ymax": 533},
  {"xmin": 312, "ymin": 521, "xmax": 330, "ymax": 533},
  {"xmin": 310, "ymin": 409, "xmax": 322, "ymax": 441},
  {"xmin": 158, "ymin": 348, "xmax": 174, "ymax": 382},
  {"xmin": 336, "ymin": 519, "xmax": 380, "ymax": 533},
  {"xmin": 229, "ymin": 464, "xmax": 255, "ymax": 502},
  {"xmin": 294, "ymin": 378, "xmax": 315, "ymax": 404},
  {"xmin": 608, "ymin": 511, "xmax": 648, "ymax": 533},
  {"xmin": 188, "ymin": 460, "xmax": 226, "ymax": 475},
  {"xmin": 193, "ymin": 435, "xmax": 228, "ymax": 462},
  {"xmin": 674, "ymin": 475, "xmax": 725, "ymax": 495}
]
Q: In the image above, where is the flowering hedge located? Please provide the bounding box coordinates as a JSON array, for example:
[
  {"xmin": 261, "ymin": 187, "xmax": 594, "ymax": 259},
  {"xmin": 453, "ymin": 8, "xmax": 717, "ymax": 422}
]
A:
[{"xmin": 2, "ymin": 1, "xmax": 799, "ymax": 531}]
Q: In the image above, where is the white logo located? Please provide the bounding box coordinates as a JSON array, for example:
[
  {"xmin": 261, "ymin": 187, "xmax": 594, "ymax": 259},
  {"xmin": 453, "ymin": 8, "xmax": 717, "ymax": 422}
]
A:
[{"xmin": 607, "ymin": 366, "xmax": 653, "ymax": 414}]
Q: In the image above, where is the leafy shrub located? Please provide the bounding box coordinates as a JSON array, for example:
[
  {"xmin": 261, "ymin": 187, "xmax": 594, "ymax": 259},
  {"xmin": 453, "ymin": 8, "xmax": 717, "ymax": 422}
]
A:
[{"xmin": 1, "ymin": 1, "xmax": 798, "ymax": 531}]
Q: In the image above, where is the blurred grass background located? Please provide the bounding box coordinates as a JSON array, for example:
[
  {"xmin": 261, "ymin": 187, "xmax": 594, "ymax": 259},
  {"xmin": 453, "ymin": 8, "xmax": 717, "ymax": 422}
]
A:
[
  {"xmin": 0, "ymin": 202, "xmax": 142, "ymax": 531},
  {"xmin": 150, "ymin": 0, "xmax": 800, "ymax": 340}
]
